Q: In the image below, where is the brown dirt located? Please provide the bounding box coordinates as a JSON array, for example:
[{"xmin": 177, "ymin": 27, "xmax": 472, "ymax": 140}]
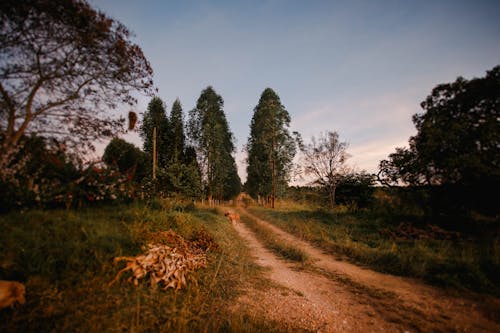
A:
[{"xmin": 229, "ymin": 206, "xmax": 500, "ymax": 333}]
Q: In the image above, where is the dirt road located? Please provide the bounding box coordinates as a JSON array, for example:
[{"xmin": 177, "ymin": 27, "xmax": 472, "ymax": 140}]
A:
[{"xmin": 230, "ymin": 207, "xmax": 500, "ymax": 332}]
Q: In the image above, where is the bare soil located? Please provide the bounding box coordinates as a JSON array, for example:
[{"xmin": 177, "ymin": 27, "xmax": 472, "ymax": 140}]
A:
[{"xmin": 229, "ymin": 206, "xmax": 500, "ymax": 333}]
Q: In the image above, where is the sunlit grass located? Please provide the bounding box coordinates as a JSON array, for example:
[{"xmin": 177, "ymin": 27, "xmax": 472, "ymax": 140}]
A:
[{"xmin": 0, "ymin": 201, "xmax": 283, "ymax": 332}]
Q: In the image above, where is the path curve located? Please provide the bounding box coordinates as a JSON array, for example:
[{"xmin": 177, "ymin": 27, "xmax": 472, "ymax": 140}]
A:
[
  {"xmin": 232, "ymin": 206, "xmax": 500, "ymax": 332},
  {"xmin": 231, "ymin": 216, "xmax": 401, "ymax": 332}
]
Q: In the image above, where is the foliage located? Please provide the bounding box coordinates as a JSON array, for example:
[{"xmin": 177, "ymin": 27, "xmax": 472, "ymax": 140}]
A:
[
  {"xmin": 0, "ymin": 203, "xmax": 281, "ymax": 332},
  {"xmin": 102, "ymin": 137, "xmax": 149, "ymax": 183},
  {"xmin": 139, "ymin": 97, "xmax": 203, "ymax": 199},
  {"xmin": 0, "ymin": 135, "xmax": 77, "ymax": 210},
  {"xmin": 169, "ymin": 99, "xmax": 186, "ymax": 164},
  {"xmin": 245, "ymin": 88, "xmax": 296, "ymax": 207},
  {"xmin": 223, "ymin": 158, "xmax": 242, "ymax": 199},
  {"xmin": 140, "ymin": 96, "xmax": 169, "ymax": 169},
  {"xmin": 0, "ymin": 135, "xmax": 137, "ymax": 211},
  {"xmin": 336, "ymin": 172, "xmax": 376, "ymax": 208},
  {"xmin": 298, "ymin": 131, "xmax": 352, "ymax": 208},
  {"xmin": 188, "ymin": 86, "xmax": 241, "ymax": 201},
  {"xmin": 179, "ymin": 146, "xmax": 203, "ymax": 198},
  {"xmin": 286, "ymin": 172, "xmax": 376, "ymax": 209},
  {"xmin": 0, "ymin": 0, "xmax": 154, "ymax": 176},
  {"xmin": 155, "ymin": 162, "xmax": 202, "ymax": 199},
  {"xmin": 379, "ymin": 65, "xmax": 500, "ymax": 188}
]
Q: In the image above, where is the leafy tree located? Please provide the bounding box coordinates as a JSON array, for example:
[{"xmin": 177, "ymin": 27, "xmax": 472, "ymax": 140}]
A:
[
  {"xmin": 188, "ymin": 86, "xmax": 240, "ymax": 201},
  {"xmin": 246, "ymin": 88, "xmax": 296, "ymax": 208},
  {"xmin": 221, "ymin": 153, "xmax": 242, "ymax": 200},
  {"xmin": 164, "ymin": 100, "xmax": 204, "ymax": 198},
  {"xmin": 0, "ymin": 0, "xmax": 154, "ymax": 177},
  {"xmin": 102, "ymin": 138, "xmax": 148, "ymax": 182},
  {"xmin": 169, "ymin": 99, "xmax": 185, "ymax": 163},
  {"xmin": 298, "ymin": 131, "xmax": 352, "ymax": 209},
  {"xmin": 377, "ymin": 147, "xmax": 422, "ymax": 186},
  {"xmin": 0, "ymin": 135, "xmax": 79, "ymax": 210},
  {"xmin": 140, "ymin": 97, "xmax": 170, "ymax": 171},
  {"xmin": 181, "ymin": 146, "xmax": 203, "ymax": 198},
  {"xmin": 336, "ymin": 172, "xmax": 376, "ymax": 208},
  {"xmin": 379, "ymin": 65, "xmax": 500, "ymax": 187}
]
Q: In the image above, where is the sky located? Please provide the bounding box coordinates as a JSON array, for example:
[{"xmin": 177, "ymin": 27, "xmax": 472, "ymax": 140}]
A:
[{"xmin": 91, "ymin": 0, "xmax": 500, "ymax": 183}]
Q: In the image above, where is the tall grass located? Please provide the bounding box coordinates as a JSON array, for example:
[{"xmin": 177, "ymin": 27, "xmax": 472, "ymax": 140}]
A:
[
  {"xmin": 248, "ymin": 202, "xmax": 500, "ymax": 296},
  {"xmin": 0, "ymin": 201, "xmax": 283, "ymax": 332}
]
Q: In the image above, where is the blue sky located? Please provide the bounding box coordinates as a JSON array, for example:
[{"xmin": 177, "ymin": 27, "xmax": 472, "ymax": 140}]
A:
[{"xmin": 91, "ymin": 0, "xmax": 500, "ymax": 182}]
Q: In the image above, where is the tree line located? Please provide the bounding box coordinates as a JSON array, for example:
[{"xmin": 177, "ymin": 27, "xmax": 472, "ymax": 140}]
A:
[{"xmin": 1, "ymin": 1, "xmax": 498, "ymax": 218}]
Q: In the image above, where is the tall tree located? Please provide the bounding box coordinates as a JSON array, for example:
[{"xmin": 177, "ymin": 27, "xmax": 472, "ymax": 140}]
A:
[
  {"xmin": 246, "ymin": 88, "xmax": 296, "ymax": 208},
  {"xmin": 298, "ymin": 131, "xmax": 352, "ymax": 209},
  {"xmin": 140, "ymin": 97, "xmax": 169, "ymax": 173},
  {"xmin": 169, "ymin": 98, "xmax": 185, "ymax": 163},
  {"xmin": 0, "ymin": 0, "xmax": 154, "ymax": 176},
  {"xmin": 378, "ymin": 65, "xmax": 500, "ymax": 187},
  {"xmin": 188, "ymin": 86, "xmax": 240, "ymax": 201},
  {"xmin": 164, "ymin": 99, "xmax": 203, "ymax": 197}
]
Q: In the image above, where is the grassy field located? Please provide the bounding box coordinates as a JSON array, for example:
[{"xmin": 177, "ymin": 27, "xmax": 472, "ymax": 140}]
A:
[
  {"xmin": 247, "ymin": 201, "xmax": 500, "ymax": 296},
  {"xmin": 0, "ymin": 200, "xmax": 283, "ymax": 332}
]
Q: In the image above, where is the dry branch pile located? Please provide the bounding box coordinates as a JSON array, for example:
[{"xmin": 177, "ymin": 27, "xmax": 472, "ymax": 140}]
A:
[{"xmin": 109, "ymin": 229, "xmax": 217, "ymax": 290}]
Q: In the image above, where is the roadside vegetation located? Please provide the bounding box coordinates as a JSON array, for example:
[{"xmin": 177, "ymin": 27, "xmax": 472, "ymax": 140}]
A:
[
  {"xmin": 0, "ymin": 200, "xmax": 283, "ymax": 332},
  {"xmin": 247, "ymin": 197, "xmax": 500, "ymax": 296}
]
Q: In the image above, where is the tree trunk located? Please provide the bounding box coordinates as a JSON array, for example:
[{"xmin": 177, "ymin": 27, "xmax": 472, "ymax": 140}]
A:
[
  {"xmin": 152, "ymin": 126, "xmax": 157, "ymax": 180},
  {"xmin": 271, "ymin": 158, "xmax": 276, "ymax": 208},
  {"xmin": 329, "ymin": 185, "xmax": 336, "ymax": 209}
]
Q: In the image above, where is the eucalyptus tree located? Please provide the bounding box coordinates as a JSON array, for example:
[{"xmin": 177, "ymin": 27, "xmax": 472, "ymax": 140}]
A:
[
  {"xmin": 188, "ymin": 86, "xmax": 240, "ymax": 201},
  {"xmin": 140, "ymin": 97, "xmax": 169, "ymax": 177},
  {"xmin": 246, "ymin": 88, "xmax": 296, "ymax": 208},
  {"xmin": 169, "ymin": 99, "xmax": 185, "ymax": 164},
  {"xmin": 164, "ymin": 99, "xmax": 203, "ymax": 197}
]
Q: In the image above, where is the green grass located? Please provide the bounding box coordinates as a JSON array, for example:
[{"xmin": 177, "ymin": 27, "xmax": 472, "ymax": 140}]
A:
[
  {"xmin": 247, "ymin": 201, "xmax": 500, "ymax": 296},
  {"xmin": 0, "ymin": 201, "xmax": 284, "ymax": 332},
  {"xmin": 238, "ymin": 210, "xmax": 309, "ymax": 263}
]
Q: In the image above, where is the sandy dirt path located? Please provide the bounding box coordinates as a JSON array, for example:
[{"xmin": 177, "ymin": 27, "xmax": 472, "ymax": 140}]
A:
[
  {"xmin": 231, "ymin": 216, "xmax": 401, "ymax": 332},
  {"xmin": 230, "ymin": 207, "xmax": 500, "ymax": 332}
]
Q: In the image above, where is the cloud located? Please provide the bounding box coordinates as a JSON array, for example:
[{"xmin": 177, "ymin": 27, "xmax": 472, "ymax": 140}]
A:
[{"xmin": 348, "ymin": 137, "xmax": 409, "ymax": 173}]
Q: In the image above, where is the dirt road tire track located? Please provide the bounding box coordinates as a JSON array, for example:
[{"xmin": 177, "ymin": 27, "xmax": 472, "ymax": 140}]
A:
[{"xmin": 231, "ymin": 206, "xmax": 500, "ymax": 332}]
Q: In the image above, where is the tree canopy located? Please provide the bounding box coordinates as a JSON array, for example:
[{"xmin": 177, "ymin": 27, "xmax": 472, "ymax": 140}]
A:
[
  {"xmin": 140, "ymin": 97, "xmax": 169, "ymax": 169},
  {"xmin": 246, "ymin": 88, "xmax": 296, "ymax": 207},
  {"xmin": 188, "ymin": 86, "xmax": 240, "ymax": 201},
  {"xmin": 169, "ymin": 99, "xmax": 185, "ymax": 164},
  {"xmin": 379, "ymin": 65, "xmax": 500, "ymax": 187},
  {"xmin": 0, "ymin": 0, "xmax": 154, "ymax": 173},
  {"xmin": 103, "ymin": 137, "xmax": 148, "ymax": 183},
  {"xmin": 298, "ymin": 131, "xmax": 352, "ymax": 208}
]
